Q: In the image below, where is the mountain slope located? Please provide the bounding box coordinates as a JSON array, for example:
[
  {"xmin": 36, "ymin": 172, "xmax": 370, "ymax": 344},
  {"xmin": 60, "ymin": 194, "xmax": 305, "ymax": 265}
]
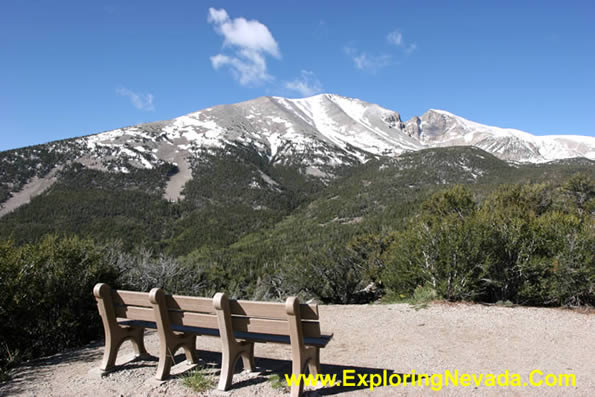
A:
[{"xmin": 1, "ymin": 143, "xmax": 592, "ymax": 257}]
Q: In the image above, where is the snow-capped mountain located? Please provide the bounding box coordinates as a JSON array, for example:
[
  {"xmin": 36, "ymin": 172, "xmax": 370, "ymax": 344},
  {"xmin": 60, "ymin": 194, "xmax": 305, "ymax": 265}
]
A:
[
  {"xmin": 78, "ymin": 93, "xmax": 594, "ymax": 174},
  {"xmin": 80, "ymin": 94, "xmax": 424, "ymax": 178},
  {"xmin": 1, "ymin": 93, "xmax": 594, "ymax": 215}
]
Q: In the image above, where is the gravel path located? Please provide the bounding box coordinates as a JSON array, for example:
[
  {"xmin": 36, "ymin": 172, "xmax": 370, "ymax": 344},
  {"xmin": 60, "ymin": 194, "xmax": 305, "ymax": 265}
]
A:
[{"xmin": 2, "ymin": 303, "xmax": 593, "ymax": 396}]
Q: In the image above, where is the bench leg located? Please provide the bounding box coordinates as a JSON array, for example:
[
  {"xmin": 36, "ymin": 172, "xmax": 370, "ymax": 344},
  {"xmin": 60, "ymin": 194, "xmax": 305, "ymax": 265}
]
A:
[
  {"xmin": 218, "ymin": 347, "xmax": 237, "ymax": 391},
  {"xmin": 183, "ymin": 335, "xmax": 198, "ymax": 364},
  {"xmin": 240, "ymin": 342, "xmax": 255, "ymax": 372},
  {"xmin": 289, "ymin": 346, "xmax": 320, "ymax": 397},
  {"xmin": 155, "ymin": 333, "xmax": 198, "ymax": 380},
  {"xmin": 217, "ymin": 341, "xmax": 254, "ymax": 390},
  {"xmin": 100, "ymin": 335, "xmax": 122, "ymax": 372},
  {"xmin": 100, "ymin": 326, "xmax": 147, "ymax": 373},
  {"xmin": 290, "ymin": 360, "xmax": 307, "ymax": 397},
  {"xmin": 156, "ymin": 344, "xmax": 175, "ymax": 381},
  {"xmin": 130, "ymin": 327, "xmax": 149, "ymax": 358},
  {"xmin": 307, "ymin": 347, "xmax": 320, "ymax": 376}
]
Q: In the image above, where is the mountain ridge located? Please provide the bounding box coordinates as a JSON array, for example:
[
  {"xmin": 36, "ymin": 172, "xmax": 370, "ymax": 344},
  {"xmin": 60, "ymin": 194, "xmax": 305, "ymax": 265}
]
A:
[
  {"xmin": 3, "ymin": 93, "xmax": 594, "ymax": 163},
  {"xmin": 1, "ymin": 93, "xmax": 594, "ymax": 215}
]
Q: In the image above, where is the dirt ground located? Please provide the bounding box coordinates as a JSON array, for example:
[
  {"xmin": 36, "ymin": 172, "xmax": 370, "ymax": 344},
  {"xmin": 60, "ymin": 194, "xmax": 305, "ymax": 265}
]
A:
[{"xmin": 1, "ymin": 302, "xmax": 593, "ymax": 396}]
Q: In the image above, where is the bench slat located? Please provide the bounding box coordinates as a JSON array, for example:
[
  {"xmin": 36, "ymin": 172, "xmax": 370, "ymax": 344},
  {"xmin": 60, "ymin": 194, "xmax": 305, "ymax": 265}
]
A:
[
  {"xmin": 118, "ymin": 319, "xmax": 157, "ymax": 329},
  {"xmin": 172, "ymin": 323, "xmax": 220, "ymax": 337},
  {"xmin": 166, "ymin": 295, "xmax": 215, "ymax": 314},
  {"xmin": 236, "ymin": 331, "xmax": 333, "ymax": 347},
  {"xmin": 229, "ymin": 300, "xmax": 319, "ymax": 320},
  {"xmin": 167, "ymin": 310, "xmax": 219, "ymax": 329},
  {"xmin": 230, "ymin": 316, "xmax": 322, "ymax": 338},
  {"xmin": 112, "ymin": 290, "xmax": 151, "ymax": 307},
  {"xmin": 115, "ymin": 305, "xmax": 155, "ymax": 322}
]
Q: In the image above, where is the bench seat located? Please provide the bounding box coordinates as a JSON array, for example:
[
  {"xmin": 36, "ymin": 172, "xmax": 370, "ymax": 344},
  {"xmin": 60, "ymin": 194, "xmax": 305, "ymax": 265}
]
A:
[{"xmin": 118, "ymin": 320, "xmax": 333, "ymax": 347}]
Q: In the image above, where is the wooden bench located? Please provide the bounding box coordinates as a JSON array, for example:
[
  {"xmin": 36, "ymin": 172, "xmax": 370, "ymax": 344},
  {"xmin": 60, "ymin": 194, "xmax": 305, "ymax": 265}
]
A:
[
  {"xmin": 94, "ymin": 284, "xmax": 333, "ymax": 396},
  {"xmin": 213, "ymin": 292, "xmax": 333, "ymax": 397}
]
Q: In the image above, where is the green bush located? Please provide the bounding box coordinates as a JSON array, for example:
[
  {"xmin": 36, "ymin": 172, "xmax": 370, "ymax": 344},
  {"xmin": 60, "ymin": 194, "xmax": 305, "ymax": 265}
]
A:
[
  {"xmin": 381, "ymin": 181, "xmax": 594, "ymax": 306},
  {"xmin": 382, "ymin": 187, "xmax": 489, "ymax": 301},
  {"xmin": 280, "ymin": 246, "xmax": 368, "ymax": 304},
  {"xmin": 0, "ymin": 236, "xmax": 119, "ymax": 377}
]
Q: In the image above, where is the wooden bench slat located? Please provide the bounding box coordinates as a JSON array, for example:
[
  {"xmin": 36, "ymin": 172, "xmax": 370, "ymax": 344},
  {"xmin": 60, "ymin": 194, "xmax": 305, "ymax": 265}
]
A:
[
  {"xmin": 167, "ymin": 310, "xmax": 219, "ymax": 329},
  {"xmin": 304, "ymin": 334, "xmax": 333, "ymax": 347},
  {"xmin": 229, "ymin": 300, "xmax": 319, "ymax": 320},
  {"xmin": 115, "ymin": 305, "xmax": 155, "ymax": 322},
  {"xmin": 118, "ymin": 320, "xmax": 221, "ymax": 338},
  {"xmin": 230, "ymin": 316, "xmax": 322, "ymax": 338},
  {"xmin": 234, "ymin": 331, "xmax": 333, "ymax": 347},
  {"xmin": 112, "ymin": 290, "xmax": 151, "ymax": 307},
  {"xmin": 171, "ymin": 323, "xmax": 220, "ymax": 337},
  {"xmin": 118, "ymin": 319, "xmax": 157, "ymax": 329},
  {"xmin": 166, "ymin": 295, "xmax": 215, "ymax": 314}
]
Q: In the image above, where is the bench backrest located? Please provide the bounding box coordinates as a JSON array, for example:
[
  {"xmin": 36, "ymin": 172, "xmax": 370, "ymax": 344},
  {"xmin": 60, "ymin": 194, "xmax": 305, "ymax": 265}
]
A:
[
  {"xmin": 94, "ymin": 283, "xmax": 321, "ymax": 346},
  {"xmin": 213, "ymin": 292, "xmax": 322, "ymax": 358},
  {"xmin": 112, "ymin": 290, "xmax": 153, "ymax": 320},
  {"xmin": 94, "ymin": 283, "xmax": 153, "ymax": 327},
  {"xmin": 150, "ymin": 288, "xmax": 219, "ymax": 333},
  {"xmin": 225, "ymin": 298, "xmax": 322, "ymax": 338}
]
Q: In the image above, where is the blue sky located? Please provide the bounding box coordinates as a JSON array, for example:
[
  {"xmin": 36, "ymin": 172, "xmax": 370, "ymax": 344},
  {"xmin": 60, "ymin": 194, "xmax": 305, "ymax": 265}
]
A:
[{"xmin": 1, "ymin": 1, "xmax": 594, "ymax": 151}]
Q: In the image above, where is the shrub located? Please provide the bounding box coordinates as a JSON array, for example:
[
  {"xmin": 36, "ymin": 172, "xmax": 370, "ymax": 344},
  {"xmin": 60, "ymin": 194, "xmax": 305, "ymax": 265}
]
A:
[
  {"xmin": 381, "ymin": 180, "xmax": 595, "ymax": 306},
  {"xmin": 382, "ymin": 187, "xmax": 489, "ymax": 301},
  {"xmin": 0, "ymin": 236, "xmax": 119, "ymax": 377},
  {"xmin": 280, "ymin": 245, "xmax": 369, "ymax": 304}
]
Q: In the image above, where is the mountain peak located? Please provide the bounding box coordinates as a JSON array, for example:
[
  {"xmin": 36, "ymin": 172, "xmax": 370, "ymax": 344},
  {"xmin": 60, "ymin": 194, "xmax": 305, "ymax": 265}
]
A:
[{"xmin": 426, "ymin": 108, "xmax": 457, "ymax": 116}]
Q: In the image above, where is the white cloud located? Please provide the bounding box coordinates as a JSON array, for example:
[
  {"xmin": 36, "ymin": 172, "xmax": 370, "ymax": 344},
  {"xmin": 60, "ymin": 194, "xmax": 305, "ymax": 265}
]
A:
[
  {"xmin": 210, "ymin": 50, "xmax": 270, "ymax": 85},
  {"xmin": 387, "ymin": 30, "xmax": 403, "ymax": 46},
  {"xmin": 208, "ymin": 7, "xmax": 280, "ymax": 85},
  {"xmin": 344, "ymin": 47, "xmax": 391, "ymax": 72},
  {"xmin": 116, "ymin": 87, "xmax": 155, "ymax": 111},
  {"xmin": 285, "ymin": 70, "xmax": 323, "ymax": 97},
  {"xmin": 207, "ymin": 8, "xmax": 228, "ymax": 24},
  {"xmin": 387, "ymin": 29, "xmax": 416, "ymax": 54}
]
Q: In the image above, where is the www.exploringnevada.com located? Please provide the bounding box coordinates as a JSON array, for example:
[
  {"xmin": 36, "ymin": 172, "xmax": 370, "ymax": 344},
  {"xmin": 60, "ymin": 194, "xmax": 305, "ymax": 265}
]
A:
[{"xmin": 284, "ymin": 369, "xmax": 576, "ymax": 391}]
